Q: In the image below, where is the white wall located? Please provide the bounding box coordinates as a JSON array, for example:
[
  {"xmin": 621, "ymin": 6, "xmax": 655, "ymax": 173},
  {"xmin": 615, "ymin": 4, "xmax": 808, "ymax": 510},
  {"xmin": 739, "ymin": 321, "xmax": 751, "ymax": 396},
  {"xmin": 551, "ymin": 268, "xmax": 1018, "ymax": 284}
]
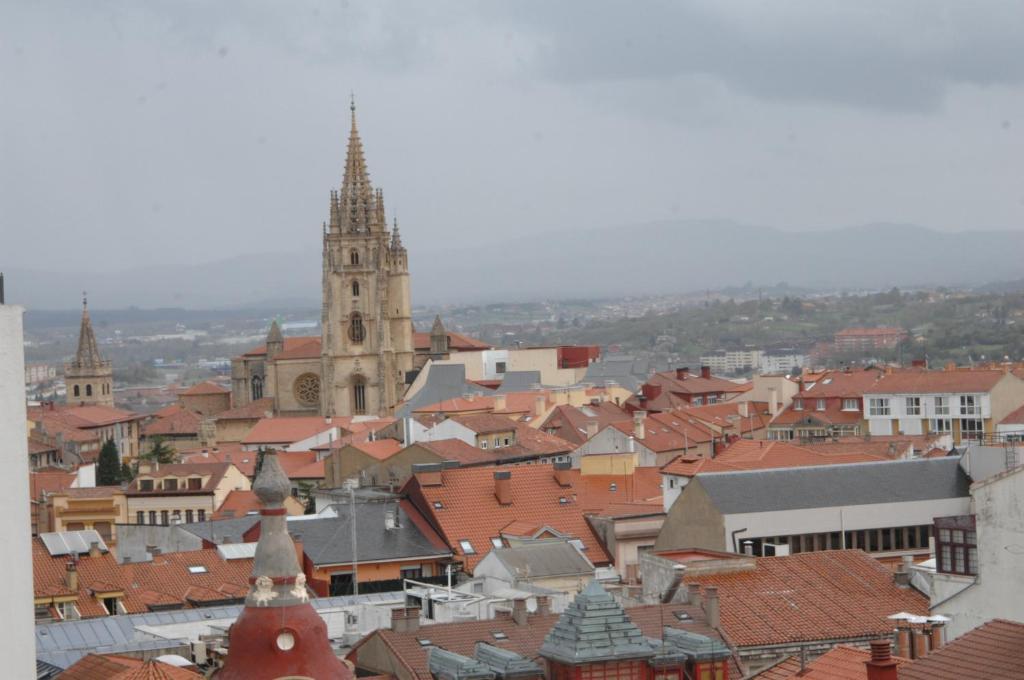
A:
[
  {"xmin": 420, "ymin": 419, "xmax": 475, "ymax": 447},
  {"xmin": 0, "ymin": 305, "xmax": 35, "ymax": 679}
]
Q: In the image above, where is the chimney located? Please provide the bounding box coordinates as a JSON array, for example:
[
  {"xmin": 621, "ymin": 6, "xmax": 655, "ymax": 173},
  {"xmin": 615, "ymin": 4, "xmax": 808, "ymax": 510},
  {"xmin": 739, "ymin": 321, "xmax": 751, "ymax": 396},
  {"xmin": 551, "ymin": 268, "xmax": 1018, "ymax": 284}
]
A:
[
  {"xmin": 641, "ymin": 383, "xmax": 662, "ymax": 401},
  {"xmin": 676, "ymin": 367, "xmax": 690, "ymax": 380},
  {"xmin": 65, "ymin": 561, "xmax": 78, "ymax": 592},
  {"xmin": 494, "ymin": 394, "xmax": 507, "ymax": 411},
  {"xmin": 912, "ymin": 629, "xmax": 929, "ymax": 659},
  {"xmin": 88, "ymin": 541, "xmax": 101, "ymax": 558},
  {"xmin": 384, "ymin": 508, "xmax": 398, "ymax": 531},
  {"xmin": 703, "ymin": 585, "xmax": 720, "ymax": 629},
  {"xmin": 686, "ymin": 583, "xmax": 701, "ymax": 609},
  {"xmin": 633, "ymin": 411, "xmax": 646, "ymax": 440},
  {"xmin": 413, "ymin": 463, "xmax": 444, "ymax": 487},
  {"xmin": 700, "ymin": 366, "xmax": 711, "ymax": 380},
  {"xmin": 911, "ymin": 359, "xmax": 926, "ymax": 368},
  {"xmin": 511, "ymin": 597, "xmax": 528, "ymax": 626},
  {"xmin": 768, "ymin": 388, "xmax": 779, "ymax": 418},
  {"xmin": 390, "ymin": 607, "xmax": 421, "ymax": 633},
  {"xmin": 929, "ymin": 621, "xmax": 945, "ymax": 650},
  {"xmin": 535, "ymin": 595, "xmax": 551, "ymax": 616},
  {"xmin": 865, "ymin": 639, "xmax": 899, "ymax": 680},
  {"xmin": 737, "ymin": 401, "xmax": 749, "ymax": 418},
  {"xmin": 895, "ymin": 622, "xmax": 912, "ymax": 660},
  {"xmin": 554, "ymin": 460, "xmax": 573, "ymax": 487},
  {"xmin": 494, "ymin": 470, "xmax": 513, "ymax": 505},
  {"xmin": 894, "ymin": 557, "xmax": 912, "ymax": 587},
  {"xmin": 534, "ymin": 395, "xmax": 547, "ymax": 417},
  {"xmin": 585, "ymin": 420, "xmax": 599, "ymax": 440}
]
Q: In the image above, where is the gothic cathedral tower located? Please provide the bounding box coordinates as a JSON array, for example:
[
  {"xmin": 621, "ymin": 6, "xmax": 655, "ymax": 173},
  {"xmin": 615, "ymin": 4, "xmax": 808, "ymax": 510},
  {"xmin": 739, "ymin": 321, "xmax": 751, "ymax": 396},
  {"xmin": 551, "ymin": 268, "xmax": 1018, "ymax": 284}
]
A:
[
  {"xmin": 65, "ymin": 294, "xmax": 114, "ymax": 407},
  {"xmin": 320, "ymin": 100, "xmax": 414, "ymax": 417}
]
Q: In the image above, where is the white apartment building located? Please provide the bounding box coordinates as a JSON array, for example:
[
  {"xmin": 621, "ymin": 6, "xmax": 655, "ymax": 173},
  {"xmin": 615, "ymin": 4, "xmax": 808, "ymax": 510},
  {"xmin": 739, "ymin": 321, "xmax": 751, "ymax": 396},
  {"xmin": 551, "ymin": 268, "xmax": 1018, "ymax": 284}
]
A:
[
  {"xmin": 699, "ymin": 349, "xmax": 763, "ymax": 374},
  {"xmin": 758, "ymin": 350, "xmax": 806, "ymax": 374}
]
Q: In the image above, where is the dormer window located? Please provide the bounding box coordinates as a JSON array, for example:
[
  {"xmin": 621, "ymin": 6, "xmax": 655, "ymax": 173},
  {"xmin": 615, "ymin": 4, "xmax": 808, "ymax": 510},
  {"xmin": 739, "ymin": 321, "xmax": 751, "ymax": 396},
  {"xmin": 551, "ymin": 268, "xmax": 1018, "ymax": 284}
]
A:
[
  {"xmin": 138, "ymin": 479, "xmax": 154, "ymax": 492},
  {"xmin": 188, "ymin": 477, "xmax": 202, "ymax": 490},
  {"xmin": 163, "ymin": 478, "xmax": 178, "ymax": 491},
  {"xmin": 794, "ymin": 399, "xmax": 804, "ymax": 411}
]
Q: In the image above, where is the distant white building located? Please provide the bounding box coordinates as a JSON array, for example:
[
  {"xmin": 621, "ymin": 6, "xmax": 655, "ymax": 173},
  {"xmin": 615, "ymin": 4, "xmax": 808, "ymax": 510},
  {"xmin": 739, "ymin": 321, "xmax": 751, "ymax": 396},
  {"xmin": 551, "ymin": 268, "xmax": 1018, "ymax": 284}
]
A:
[
  {"xmin": 700, "ymin": 349, "xmax": 763, "ymax": 374},
  {"xmin": 758, "ymin": 350, "xmax": 806, "ymax": 374}
]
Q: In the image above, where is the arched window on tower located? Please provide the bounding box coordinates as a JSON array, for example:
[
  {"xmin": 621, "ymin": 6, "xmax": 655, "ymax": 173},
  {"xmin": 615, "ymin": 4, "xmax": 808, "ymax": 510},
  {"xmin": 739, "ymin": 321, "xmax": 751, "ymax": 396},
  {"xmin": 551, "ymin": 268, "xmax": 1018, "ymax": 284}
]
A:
[
  {"xmin": 352, "ymin": 280, "xmax": 360, "ymax": 297},
  {"xmin": 86, "ymin": 384, "xmax": 93, "ymax": 397},
  {"xmin": 352, "ymin": 376, "xmax": 367, "ymax": 415},
  {"xmin": 349, "ymin": 313, "xmax": 365, "ymax": 344},
  {"xmin": 251, "ymin": 375, "xmax": 264, "ymax": 401},
  {"xmin": 350, "ymin": 249, "xmax": 360, "ymax": 266},
  {"xmin": 73, "ymin": 385, "xmax": 80, "ymax": 397}
]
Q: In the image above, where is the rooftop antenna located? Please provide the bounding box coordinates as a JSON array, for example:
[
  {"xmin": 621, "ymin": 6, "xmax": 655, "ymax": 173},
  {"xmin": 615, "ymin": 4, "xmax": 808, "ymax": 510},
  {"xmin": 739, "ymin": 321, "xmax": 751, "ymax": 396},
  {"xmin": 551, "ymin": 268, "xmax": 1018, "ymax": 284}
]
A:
[{"xmin": 0, "ymin": 272, "xmax": 5, "ymax": 304}]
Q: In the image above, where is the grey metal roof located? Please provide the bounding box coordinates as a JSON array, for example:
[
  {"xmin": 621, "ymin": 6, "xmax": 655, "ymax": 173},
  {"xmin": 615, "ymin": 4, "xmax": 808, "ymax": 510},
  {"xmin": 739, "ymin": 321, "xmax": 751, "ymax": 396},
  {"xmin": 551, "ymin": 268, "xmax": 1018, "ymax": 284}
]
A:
[
  {"xmin": 178, "ymin": 516, "xmax": 259, "ymax": 543},
  {"xmin": 694, "ymin": 457, "xmax": 970, "ymax": 515},
  {"xmin": 289, "ymin": 505, "xmax": 451, "ymax": 567},
  {"xmin": 397, "ymin": 363, "xmax": 480, "ymax": 418},
  {"xmin": 494, "ymin": 371, "xmax": 542, "ymax": 394},
  {"xmin": 582, "ymin": 356, "xmax": 647, "ymax": 392},
  {"xmin": 474, "ymin": 642, "xmax": 543, "ymax": 678},
  {"xmin": 539, "ymin": 581, "xmax": 654, "ymax": 664},
  {"xmin": 428, "ymin": 647, "xmax": 496, "ymax": 680},
  {"xmin": 490, "ymin": 541, "xmax": 594, "ymax": 579},
  {"xmin": 35, "ymin": 591, "xmax": 401, "ymax": 669}
]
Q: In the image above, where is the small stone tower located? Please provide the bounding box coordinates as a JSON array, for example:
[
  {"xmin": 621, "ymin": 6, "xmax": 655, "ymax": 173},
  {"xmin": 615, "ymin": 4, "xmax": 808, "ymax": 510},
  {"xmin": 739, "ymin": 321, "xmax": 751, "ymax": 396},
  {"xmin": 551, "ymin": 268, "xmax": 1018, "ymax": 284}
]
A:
[
  {"xmin": 266, "ymin": 319, "xmax": 284, "ymax": 361},
  {"xmin": 429, "ymin": 315, "xmax": 448, "ymax": 356},
  {"xmin": 65, "ymin": 294, "xmax": 113, "ymax": 407},
  {"xmin": 215, "ymin": 452, "xmax": 353, "ymax": 679}
]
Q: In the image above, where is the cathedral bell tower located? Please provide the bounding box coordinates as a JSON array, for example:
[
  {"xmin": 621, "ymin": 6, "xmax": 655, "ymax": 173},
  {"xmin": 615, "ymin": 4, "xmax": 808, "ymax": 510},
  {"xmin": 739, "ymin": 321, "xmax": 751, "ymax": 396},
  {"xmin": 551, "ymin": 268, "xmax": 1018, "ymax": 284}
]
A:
[
  {"xmin": 65, "ymin": 294, "xmax": 114, "ymax": 407},
  {"xmin": 320, "ymin": 99, "xmax": 414, "ymax": 417}
]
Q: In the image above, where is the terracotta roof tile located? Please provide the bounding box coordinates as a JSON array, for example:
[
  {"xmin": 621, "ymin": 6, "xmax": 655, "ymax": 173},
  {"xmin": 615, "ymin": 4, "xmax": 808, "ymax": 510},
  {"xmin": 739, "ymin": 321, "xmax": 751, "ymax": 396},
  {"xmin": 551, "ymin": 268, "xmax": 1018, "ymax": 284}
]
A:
[
  {"xmin": 241, "ymin": 335, "xmax": 319, "ymax": 358},
  {"xmin": 125, "ymin": 462, "xmax": 233, "ymax": 495},
  {"xmin": 241, "ymin": 416, "xmax": 338, "ymax": 445},
  {"xmin": 796, "ymin": 369, "xmax": 884, "ymax": 398},
  {"xmin": 413, "ymin": 330, "xmax": 490, "ymax": 352},
  {"xmin": 179, "ymin": 380, "xmax": 231, "ymax": 396},
  {"xmin": 752, "ymin": 645, "xmax": 910, "ymax": 679},
  {"xmin": 899, "ymin": 619, "xmax": 1024, "ymax": 680},
  {"xmin": 539, "ymin": 403, "xmax": 632, "ymax": 445},
  {"xmin": 610, "ymin": 410, "xmax": 716, "ymax": 452},
  {"xmin": 60, "ymin": 653, "xmax": 203, "ymax": 680},
  {"xmin": 351, "ymin": 439, "xmax": 404, "ymax": 461},
  {"xmin": 451, "ymin": 413, "xmax": 517, "ymax": 434},
  {"xmin": 1000, "ymin": 402, "xmax": 1024, "ymax": 425},
  {"xmin": 867, "ymin": 369, "xmax": 1010, "ymax": 395},
  {"xmin": 214, "ymin": 398, "xmax": 275, "ymax": 421},
  {"xmin": 683, "ymin": 551, "xmax": 928, "ymax": 647},
  {"xmin": 661, "ymin": 440, "xmax": 891, "ymax": 477},
  {"xmin": 142, "ymin": 406, "xmax": 202, "ymax": 437},
  {"xmin": 179, "ymin": 444, "xmax": 256, "ymax": 476}
]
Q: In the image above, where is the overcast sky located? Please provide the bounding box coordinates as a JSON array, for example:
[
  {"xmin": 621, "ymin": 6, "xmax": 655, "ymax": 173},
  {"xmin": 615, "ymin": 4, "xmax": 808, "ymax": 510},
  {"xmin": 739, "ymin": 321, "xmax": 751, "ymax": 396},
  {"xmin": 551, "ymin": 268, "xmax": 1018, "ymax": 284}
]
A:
[{"xmin": 2, "ymin": 1, "xmax": 1023, "ymax": 273}]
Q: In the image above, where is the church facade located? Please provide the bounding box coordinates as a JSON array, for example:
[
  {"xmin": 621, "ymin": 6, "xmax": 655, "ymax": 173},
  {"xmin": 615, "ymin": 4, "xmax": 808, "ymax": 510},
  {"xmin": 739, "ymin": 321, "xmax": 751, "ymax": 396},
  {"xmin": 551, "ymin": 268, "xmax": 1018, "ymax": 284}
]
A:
[{"xmin": 231, "ymin": 102, "xmax": 414, "ymax": 418}]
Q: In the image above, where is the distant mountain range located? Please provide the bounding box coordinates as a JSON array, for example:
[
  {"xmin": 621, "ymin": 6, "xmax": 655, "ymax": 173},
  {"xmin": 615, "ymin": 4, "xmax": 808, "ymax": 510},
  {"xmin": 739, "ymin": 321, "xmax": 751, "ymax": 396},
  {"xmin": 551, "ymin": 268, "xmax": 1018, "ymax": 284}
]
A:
[{"xmin": 6, "ymin": 221, "xmax": 1024, "ymax": 310}]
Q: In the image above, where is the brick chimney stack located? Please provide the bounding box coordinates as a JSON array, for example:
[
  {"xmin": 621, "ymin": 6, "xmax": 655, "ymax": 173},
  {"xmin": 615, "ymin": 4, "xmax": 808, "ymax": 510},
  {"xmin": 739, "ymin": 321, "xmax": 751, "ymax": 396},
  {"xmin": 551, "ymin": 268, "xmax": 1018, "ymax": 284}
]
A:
[
  {"xmin": 864, "ymin": 639, "xmax": 899, "ymax": 680},
  {"xmin": 494, "ymin": 470, "xmax": 513, "ymax": 505},
  {"xmin": 676, "ymin": 367, "xmax": 690, "ymax": 380},
  {"xmin": 391, "ymin": 607, "xmax": 421, "ymax": 633},
  {"xmin": 895, "ymin": 621, "xmax": 911, "ymax": 659},
  {"xmin": 64, "ymin": 560, "xmax": 78, "ymax": 592},
  {"xmin": 553, "ymin": 460, "xmax": 573, "ymax": 487},
  {"xmin": 511, "ymin": 597, "xmax": 528, "ymax": 626},
  {"xmin": 929, "ymin": 619, "xmax": 946, "ymax": 650},
  {"xmin": 703, "ymin": 585, "xmax": 720, "ymax": 629},
  {"xmin": 913, "ymin": 629, "xmax": 929, "ymax": 659},
  {"xmin": 700, "ymin": 366, "xmax": 711, "ymax": 379}
]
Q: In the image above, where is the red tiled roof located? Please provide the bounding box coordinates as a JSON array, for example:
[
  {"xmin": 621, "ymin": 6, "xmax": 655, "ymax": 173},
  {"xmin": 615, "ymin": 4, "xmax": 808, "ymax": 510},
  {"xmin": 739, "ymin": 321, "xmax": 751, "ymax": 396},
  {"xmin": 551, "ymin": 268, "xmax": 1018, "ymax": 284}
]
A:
[
  {"xmin": 610, "ymin": 410, "xmax": 716, "ymax": 453},
  {"xmin": 241, "ymin": 416, "xmax": 337, "ymax": 445},
  {"xmin": 403, "ymin": 464, "xmax": 612, "ymax": 570},
  {"xmin": 60, "ymin": 654, "xmax": 203, "ymax": 680},
  {"xmin": 1000, "ymin": 403, "xmax": 1024, "ymax": 425},
  {"xmin": 415, "ymin": 438, "xmax": 487, "ymax": 464},
  {"xmin": 796, "ymin": 369, "xmax": 884, "ymax": 398},
  {"xmin": 661, "ymin": 439, "xmax": 892, "ymax": 477},
  {"xmin": 179, "ymin": 380, "xmax": 230, "ymax": 396},
  {"xmin": 351, "ymin": 439, "xmax": 404, "ymax": 461},
  {"xmin": 412, "ymin": 330, "xmax": 491, "ymax": 352},
  {"xmin": 29, "ymin": 404, "xmax": 142, "ymax": 428},
  {"xmin": 771, "ymin": 400, "xmax": 865, "ymax": 427},
  {"xmin": 241, "ymin": 336, "xmax": 319, "ymax": 358},
  {"xmin": 349, "ymin": 603, "xmax": 740, "ymax": 680},
  {"xmin": 56, "ymin": 485, "xmax": 123, "ymax": 499},
  {"xmin": 752, "ymin": 645, "xmax": 909, "ymax": 679},
  {"xmin": 647, "ymin": 370, "xmax": 750, "ymax": 397},
  {"xmin": 179, "ymin": 444, "xmax": 255, "ymax": 476},
  {"xmin": 29, "ymin": 470, "xmax": 77, "ymax": 499},
  {"xmin": 684, "ymin": 551, "xmax": 928, "ymax": 647},
  {"xmin": 215, "ymin": 398, "xmax": 275, "ymax": 421},
  {"xmin": 278, "ymin": 451, "xmax": 325, "ymax": 479},
  {"xmin": 142, "ymin": 406, "xmax": 202, "ymax": 437},
  {"xmin": 539, "ymin": 402, "xmax": 632, "ymax": 445},
  {"xmin": 899, "ymin": 619, "xmax": 1024, "ymax": 680},
  {"xmin": 867, "ymin": 369, "xmax": 1010, "ymax": 395},
  {"xmin": 451, "ymin": 413, "xmax": 517, "ymax": 434}
]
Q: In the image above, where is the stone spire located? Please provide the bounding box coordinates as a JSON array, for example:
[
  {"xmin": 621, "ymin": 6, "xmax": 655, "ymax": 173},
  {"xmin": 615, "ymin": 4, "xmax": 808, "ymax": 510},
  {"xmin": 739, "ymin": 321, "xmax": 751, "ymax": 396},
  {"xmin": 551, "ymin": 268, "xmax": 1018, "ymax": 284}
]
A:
[
  {"xmin": 71, "ymin": 293, "xmax": 105, "ymax": 369},
  {"xmin": 337, "ymin": 96, "xmax": 380, "ymax": 233},
  {"xmin": 390, "ymin": 217, "xmax": 404, "ymax": 252},
  {"xmin": 430, "ymin": 315, "xmax": 448, "ymax": 355},
  {"xmin": 215, "ymin": 452, "xmax": 352, "ymax": 679},
  {"xmin": 266, "ymin": 319, "xmax": 284, "ymax": 360}
]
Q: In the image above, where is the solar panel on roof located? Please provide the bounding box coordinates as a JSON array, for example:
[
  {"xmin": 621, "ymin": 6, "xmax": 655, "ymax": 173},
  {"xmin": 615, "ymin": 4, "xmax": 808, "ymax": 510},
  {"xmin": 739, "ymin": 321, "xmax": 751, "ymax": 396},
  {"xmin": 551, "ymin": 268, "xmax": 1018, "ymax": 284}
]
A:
[{"xmin": 39, "ymin": 530, "xmax": 107, "ymax": 557}]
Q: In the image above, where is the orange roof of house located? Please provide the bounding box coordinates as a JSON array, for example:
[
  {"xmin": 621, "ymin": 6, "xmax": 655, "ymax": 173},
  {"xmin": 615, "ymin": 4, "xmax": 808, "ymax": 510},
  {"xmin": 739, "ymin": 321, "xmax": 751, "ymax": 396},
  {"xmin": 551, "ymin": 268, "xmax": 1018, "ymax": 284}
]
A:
[
  {"xmin": 214, "ymin": 398, "xmax": 275, "ymax": 421},
  {"xmin": 241, "ymin": 335, "xmax": 320, "ymax": 358},
  {"xmin": 661, "ymin": 439, "xmax": 890, "ymax": 477},
  {"xmin": 55, "ymin": 485, "xmax": 124, "ymax": 500},
  {"xmin": 867, "ymin": 368, "xmax": 1010, "ymax": 395},
  {"xmin": 59, "ymin": 654, "xmax": 203, "ymax": 680},
  {"xmin": 415, "ymin": 438, "xmax": 484, "ymax": 464},
  {"xmin": 753, "ymin": 645, "xmax": 909, "ymax": 679},
  {"xmin": 796, "ymin": 368, "xmax": 884, "ymax": 398},
  {"xmin": 179, "ymin": 381, "xmax": 230, "ymax": 396},
  {"xmin": 241, "ymin": 416, "xmax": 337, "ymax": 445},
  {"xmin": 29, "ymin": 404, "xmax": 142, "ymax": 428},
  {"xmin": 771, "ymin": 400, "xmax": 865, "ymax": 427},
  {"xmin": 451, "ymin": 413, "xmax": 518, "ymax": 434},
  {"xmin": 539, "ymin": 402, "xmax": 632, "ymax": 445},
  {"xmin": 403, "ymin": 464, "xmax": 613, "ymax": 570},
  {"xmin": 684, "ymin": 550, "xmax": 928, "ymax": 648},
  {"xmin": 142, "ymin": 406, "xmax": 202, "ymax": 437},
  {"xmin": 179, "ymin": 444, "xmax": 255, "ymax": 475},
  {"xmin": 350, "ymin": 439, "xmax": 404, "ymax": 461},
  {"xmin": 835, "ymin": 327, "xmax": 906, "ymax": 337},
  {"xmin": 29, "ymin": 469, "xmax": 78, "ymax": 499},
  {"xmin": 214, "ymin": 489, "xmax": 304, "ymax": 519},
  {"xmin": 610, "ymin": 410, "xmax": 716, "ymax": 452},
  {"xmin": 412, "ymin": 330, "xmax": 491, "ymax": 352},
  {"xmin": 899, "ymin": 618, "xmax": 1024, "ymax": 680},
  {"xmin": 1000, "ymin": 403, "xmax": 1024, "ymax": 425}
]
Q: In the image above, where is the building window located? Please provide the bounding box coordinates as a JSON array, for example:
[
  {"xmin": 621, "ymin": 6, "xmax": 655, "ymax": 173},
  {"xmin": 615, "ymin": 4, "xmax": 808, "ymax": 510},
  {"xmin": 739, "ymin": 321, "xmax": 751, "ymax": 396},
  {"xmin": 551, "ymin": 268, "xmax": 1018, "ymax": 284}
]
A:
[
  {"xmin": 251, "ymin": 375, "xmax": 263, "ymax": 401},
  {"xmin": 961, "ymin": 419, "xmax": 984, "ymax": 441},
  {"xmin": 793, "ymin": 399, "xmax": 804, "ymax": 411},
  {"xmin": 139, "ymin": 479, "xmax": 154, "ymax": 492},
  {"xmin": 137, "ymin": 511, "xmax": 145, "ymax": 524},
  {"xmin": 186, "ymin": 510, "xmax": 194, "ymax": 523},
  {"xmin": 352, "ymin": 378, "xmax": 367, "ymax": 415},
  {"xmin": 163, "ymin": 479, "xmax": 178, "ymax": 491},
  {"xmin": 869, "ymin": 398, "xmax": 890, "ymax": 416},
  {"xmin": 400, "ymin": 566, "xmax": 423, "ymax": 580},
  {"xmin": 351, "ymin": 280, "xmax": 360, "ymax": 296},
  {"xmin": 931, "ymin": 418, "xmax": 952, "ymax": 433},
  {"xmin": 495, "ymin": 361, "xmax": 507, "ymax": 374},
  {"xmin": 350, "ymin": 249, "xmax": 359, "ymax": 266},
  {"xmin": 459, "ymin": 539, "xmax": 476, "ymax": 555},
  {"xmin": 935, "ymin": 516, "xmax": 978, "ymax": 576},
  {"xmin": 934, "ymin": 396, "xmax": 949, "ymax": 415},
  {"xmin": 86, "ymin": 384, "xmax": 93, "ymax": 397},
  {"xmin": 692, "ymin": 397, "xmax": 704, "ymax": 406},
  {"xmin": 160, "ymin": 510, "xmax": 169, "ymax": 526},
  {"xmin": 842, "ymin": 398, "xmax": 859, "ymax": 411},
  {"xmin": 906, "ymin": 397, "xmax": 921, "ymax": 416},
  {"xmin": 149, "ymin": 511, "xmax": 157, "ymax": 524},
  {"xmin": 348, "ymin": 312, "xmax": 365, "ymax": 343},
  {"xmin": 73, "ymin": 385, "xmax": 80, "ymax": 397},
  {"xmin": 293, "ymin": 373, "xmax": 322, "ymax": 408},
  {"xmin": 197, "ymin": 510, "xmax": 205, "ymax": 522},
  {"xmin": 960, "ymin": 395, "xmax": 980, "ymax": 416},
  {"xmin": 816, "ymin": 399, "xmax": 826, "ymax": 411},
  {"xmin": 480, "ymin": 440, "xmax": 488, "ymax": 449},
  {"xmin": 188, "ymin": 477, "xmax": 202, "ymax": 490}
]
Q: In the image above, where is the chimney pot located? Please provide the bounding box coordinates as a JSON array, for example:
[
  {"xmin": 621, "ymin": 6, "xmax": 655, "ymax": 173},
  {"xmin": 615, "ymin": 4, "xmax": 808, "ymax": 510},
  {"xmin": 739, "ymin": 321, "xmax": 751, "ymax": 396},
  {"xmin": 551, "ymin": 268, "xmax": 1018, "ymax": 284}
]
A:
[
  {"xmin": 676, "ymin": 367, "xmax": 690, "ymax": 380},
  {"xmin": 65, "ymin": 560, "xmax": 78, "ymax": 592},
  {"xmin": 535, "ymin": 595, "xmax": 551, "ymax": 616},
  {"xmin": 929, "ymin": 622, "xmax": 945, "ymax": 650},
  {"xmin": 703, "ymin": 585, "xmax": 720, "ymax": 629},
  {"xmin": 895, "ymin": 623, "xmax": 911, "ymax": 660},
  {"xmin": 553, "ymin": 461, "xmax": 573, "ymax": 487},
  {"xmin": 686, "ymin": 583, "xmax": 701, "ymax": 608},
  {"xmin": 633, "ymin": 411, "xmax": 647, "ymax": 440},
  {"xmin": 494, "ymin": 470, "xmax": 513, "ymax": 505},
  {"xmin": 865, "ymin": 638, "xmax": 900, "ymax": 680},
  {"xmin": 88, "ymin": 541, "xmax": 101, "ymax": 558},
  {"xmin": 700, "ymin": 366, "xmax": 711, "ymax": 380},
  {"xmin": 511, "ymin": 597, "xmax": 528, "ymax": 626},
  {"xmin": 913, "ymin": 629, "xmax": 929, "ymax": 659},
  {"xmin": 585, "ymin": 420, "xmax": 599, "ymax": 439}
]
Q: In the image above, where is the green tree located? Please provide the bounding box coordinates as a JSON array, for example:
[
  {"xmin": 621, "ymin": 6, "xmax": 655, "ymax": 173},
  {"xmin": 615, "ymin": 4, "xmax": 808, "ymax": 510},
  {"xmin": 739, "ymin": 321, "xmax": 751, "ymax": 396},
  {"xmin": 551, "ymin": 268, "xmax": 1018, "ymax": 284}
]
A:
[
  {"xmin": 296, "ymin": 481, "xmax": 317, "ymax": 514},
  {"xmin": 120, "ymin": 462, "xmax": 134, "ymax": 483},
  {"xmin": 97, "ymin": 439, "xmax": 121, "ymax": 486},
  {"xmin": 142, "ymin": 436, "xmax": 177, "ymax": 465}
]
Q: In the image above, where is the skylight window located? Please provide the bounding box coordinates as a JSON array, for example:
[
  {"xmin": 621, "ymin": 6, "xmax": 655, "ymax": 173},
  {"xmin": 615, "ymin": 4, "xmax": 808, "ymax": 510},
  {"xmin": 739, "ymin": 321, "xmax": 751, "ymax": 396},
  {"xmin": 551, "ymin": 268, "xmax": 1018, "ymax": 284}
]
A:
[
  {"xmin": 187, "ymin": 565, "xmax": 208, "ymax": 574},
  {"xmin": 433, "ymin": 501, "xmax": 443, "ymax": 510},
  {"xmin": 492, "ymin": 631, "xmax": 509, "ymax": 640},
  {"xmin": 459, "ymin": 539, "xmax": 476, "ymax": 555},
  {"xmin": 673, "ymin": 611, "xmax": 692, "ymax": 622},
  {"xmin": 491, "ymin": 537, "xmax": 503, "ymax": 549},
  {"xmin": 417, "ymin": 639, "xmax": 433, "ymax": 647},
  {"xmin": 569, "ymin": 539, "xmax": 586, "ymax": 551},
  {"xmin": 609, "ymin": 483, "xmax": 618, "ymax": 492}
]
